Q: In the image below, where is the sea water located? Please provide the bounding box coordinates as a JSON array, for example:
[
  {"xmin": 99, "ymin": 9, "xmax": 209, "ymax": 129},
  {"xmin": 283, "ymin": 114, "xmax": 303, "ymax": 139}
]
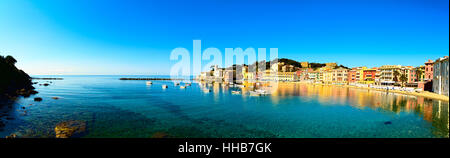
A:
[{"xmin": 0, "ymin": 75, "xmax": 448, "ymax": 138}]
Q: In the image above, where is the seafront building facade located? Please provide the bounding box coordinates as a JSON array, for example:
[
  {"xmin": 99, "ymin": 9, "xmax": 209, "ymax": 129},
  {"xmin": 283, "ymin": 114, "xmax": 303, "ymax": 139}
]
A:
[
  {"xmin": 433, "ymin": 56, "xmax": 449, "ymax": 96},
  {"xmin": 425, "ymin": 59, "xmax": 434, "ymax": 81},
  {"xmin": 196, "ymin": 56, "xmax": 449, "ymax": 96}
]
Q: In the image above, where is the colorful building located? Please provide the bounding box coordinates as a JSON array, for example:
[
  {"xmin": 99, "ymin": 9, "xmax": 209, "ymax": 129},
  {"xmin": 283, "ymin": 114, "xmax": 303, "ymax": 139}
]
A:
[
  {"xmin": 379, "ymin": 65, "xmax": 402, "ymax": 85},
  {"xmin": 362, "ymin": 68, "xmax": 376, "ymax": 84},
  {"xmin": 347, "ymin": 69, "xmax": 357, "ymax": 83},
  {"xmin": 424, "ymin": 59, "xmax": 434, "ymax": 81}
]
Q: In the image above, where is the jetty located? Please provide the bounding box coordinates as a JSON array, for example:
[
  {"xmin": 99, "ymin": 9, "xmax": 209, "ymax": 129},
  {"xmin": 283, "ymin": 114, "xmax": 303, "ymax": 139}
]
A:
[
  {"xmin": 119, "ymin": 78, "xmax": 184, "ymax": 80},
  {"xmin": 32, "ymin": 77, "xmax": 64, "ymax": 80}
]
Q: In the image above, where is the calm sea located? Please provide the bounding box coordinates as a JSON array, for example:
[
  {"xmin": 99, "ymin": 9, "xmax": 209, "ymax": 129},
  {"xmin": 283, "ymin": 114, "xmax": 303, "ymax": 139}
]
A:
[{"xmin": 0, "ymin": 75, "xmax": 448, "ymax": 138}]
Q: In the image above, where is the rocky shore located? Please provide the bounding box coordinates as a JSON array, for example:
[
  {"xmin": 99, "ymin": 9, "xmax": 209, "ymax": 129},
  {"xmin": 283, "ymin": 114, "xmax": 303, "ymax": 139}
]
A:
[{"xmin": 0, "ymin": 55, "xmax": 36, "ymax": 103}]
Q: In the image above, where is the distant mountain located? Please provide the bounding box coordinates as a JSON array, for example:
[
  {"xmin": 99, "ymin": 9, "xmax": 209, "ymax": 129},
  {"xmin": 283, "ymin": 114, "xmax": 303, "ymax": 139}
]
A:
[{"xmin": 1, "ymin": 55, "xmax": 35, "ymax": 101}]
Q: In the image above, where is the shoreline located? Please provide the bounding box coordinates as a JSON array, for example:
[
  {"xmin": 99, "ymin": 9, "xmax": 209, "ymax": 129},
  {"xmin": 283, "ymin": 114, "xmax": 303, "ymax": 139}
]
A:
[{"xmin": 304, "ymin": 82, "xmax": 449, "ymax": 102}]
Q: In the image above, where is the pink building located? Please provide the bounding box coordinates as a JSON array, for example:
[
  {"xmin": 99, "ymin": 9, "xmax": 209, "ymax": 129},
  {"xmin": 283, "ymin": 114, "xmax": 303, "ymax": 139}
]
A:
[{"xmin": 424, "ymin": 59, "xmax": 434, "ymax": 81}]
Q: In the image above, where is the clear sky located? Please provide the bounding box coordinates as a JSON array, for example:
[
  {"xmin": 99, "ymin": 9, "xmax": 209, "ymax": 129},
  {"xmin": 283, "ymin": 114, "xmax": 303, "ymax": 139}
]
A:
[{"xmin": 0, "ymin": 0, "xmax": 448, "ymax": 75}]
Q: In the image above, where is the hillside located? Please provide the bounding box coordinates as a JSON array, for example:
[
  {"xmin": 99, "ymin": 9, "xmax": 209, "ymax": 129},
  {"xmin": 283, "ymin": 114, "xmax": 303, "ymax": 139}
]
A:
[{"xmin": 0, "ymin": 55, "xmax": 35, "ymax": 101}]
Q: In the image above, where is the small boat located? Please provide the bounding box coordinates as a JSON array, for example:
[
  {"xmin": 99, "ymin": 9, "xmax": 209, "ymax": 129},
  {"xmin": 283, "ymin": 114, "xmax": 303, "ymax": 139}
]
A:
[
  {"xmin": 236, "ymin": 85, "xmax": 244, "ymax": 88},
  {"xmin": 203, "ymin": 89, "xmax": 211, "ymax": 93},
  {"xmin": 162, "ymin": 85, "xmax": 168, "ymax": 89},
  {"xmin": 174, "ymin": 83, "xmax": 180, "ymax": 86},
  {"xmin": 255, "ymin": 89, "xmax": 269, "ymax": 95},
  {"xmin": 185, "ymin": 83, "xmax": 191, "ymax": 86},
  {"xmin": 231, "ymin": 91, "xmax": 241, "ymax": 94},
  {"xmin": 249, "ymin": 91, "xmax": 261, "ymax": 96},
  {"xmin": 180, "ymin": 86, "xmax": 186, "ymax": 89},
  {"xmin": 146, "ymin": 81, "xmax": 152, "ymax": 85}
]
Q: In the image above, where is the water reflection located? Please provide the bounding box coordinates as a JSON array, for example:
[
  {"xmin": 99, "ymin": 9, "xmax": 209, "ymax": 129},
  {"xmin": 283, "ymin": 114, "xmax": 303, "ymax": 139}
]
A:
[{"xmin": 197, "ymin": 82, "xmax": 449, "ymax": 137}]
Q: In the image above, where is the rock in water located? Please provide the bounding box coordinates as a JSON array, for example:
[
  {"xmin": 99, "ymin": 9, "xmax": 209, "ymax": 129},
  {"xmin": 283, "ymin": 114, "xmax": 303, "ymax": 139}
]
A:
[
  {"xmin": 5, "ymin": 133, "xmax": 17, "ymax": 139},
  {"xmin": 384, "ymin": 121, "xmax": 392, "ymax": 125},
  {"xmin": 34, "ymin": 97, "xmax": 42, "ymax": 101},
  {"xmin": 54, "ymin": 120, "xmax": 86, "ymax": 138},
  {"xmin": 151, "ymin": 132, "xmax": 169, "ymax": 138}
]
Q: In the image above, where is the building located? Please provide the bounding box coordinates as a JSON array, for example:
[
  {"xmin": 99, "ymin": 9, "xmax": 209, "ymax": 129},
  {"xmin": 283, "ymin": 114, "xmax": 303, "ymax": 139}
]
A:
[
  {"xmin": 281, "ymin": 65, "xmax": 295, "ymax": 72},
  {"xmin": 379, "ymin": 65, "xmax": 402, "ymax": 85},
  {"xmin": 374, "ymin": 67, "xmax": 381, "ymax": 84},
  {"xmin": 347, "ymin": 66, "xmax": 367, "ymax": 84},
  {"xmin": 424, "ymin": 59, "xmax": 434, "ymax": 81},
  {"xmin": 415, "ymin": 66, "xmax": 425, "ymax": 82},
  {"xmin": 323, "ymin": 70, "xmax": 333, "ymax": 84},
  {"xmin": 331, "ymin": 68, "xmax": 348, "ymax": 84},
  {"xmin": 308, "ymin": 71, "xmax": 320, "ymax": 82},
  {"xmin": 347, "ymin": 69, "xmax": 357, "ymax": 83},
  {"xmin": 432, "ymin": 56, "xmax": 449, "ymax": 96},
  {"xmin": 223, "ymin": 69, "xmax": 235, "ymax": 83},
  {"xmin": 300, "ymin": 62, "xmax": 309, "ymax": 68},
  {"xmin": 362, "ymin": 68, "xmax": 376, "ymax": 84},
  {"xmin": 212, "ymin": 65, "xmax": 223, "ymax": 78},
  {"xmin": 325, "ymin": 63, "xmax": 337, "ymax": 68}
]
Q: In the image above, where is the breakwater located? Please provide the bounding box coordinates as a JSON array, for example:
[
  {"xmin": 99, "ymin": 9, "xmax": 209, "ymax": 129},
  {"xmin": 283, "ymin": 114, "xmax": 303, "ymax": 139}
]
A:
[
  {"xmin": 119, "ymin": 78, "xmax": 185, "ymax": 80},
  {"xmin": 32, "ymin": 78, "xmax": 64, "ymax": 80}
]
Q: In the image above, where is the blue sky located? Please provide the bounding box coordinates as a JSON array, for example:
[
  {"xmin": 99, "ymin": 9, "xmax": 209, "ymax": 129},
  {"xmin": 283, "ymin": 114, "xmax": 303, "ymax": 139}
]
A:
[{"xmin": 0, "ymin": 0, "xmax": 448, "ymax": 75}]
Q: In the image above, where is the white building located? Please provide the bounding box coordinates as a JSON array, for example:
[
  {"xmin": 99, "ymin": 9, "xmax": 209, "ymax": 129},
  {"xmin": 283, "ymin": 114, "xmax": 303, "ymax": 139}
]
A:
[{"xmin": 433, "ymin": 56, "xmax": 449, "ymax": 96}]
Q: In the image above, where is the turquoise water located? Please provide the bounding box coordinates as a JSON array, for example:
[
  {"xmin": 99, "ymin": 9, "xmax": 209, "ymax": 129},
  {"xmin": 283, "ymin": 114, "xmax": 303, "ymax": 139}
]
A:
[{"xmin": 0, "ymin": 75, "xmax": 448, "ymax": 138}]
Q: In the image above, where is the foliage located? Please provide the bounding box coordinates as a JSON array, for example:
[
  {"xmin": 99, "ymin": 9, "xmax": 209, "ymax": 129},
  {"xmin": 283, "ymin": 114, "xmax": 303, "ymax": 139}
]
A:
[
  {"xmin": 399, "ymin": 74, "xmax": 408, "ymax": 87},
  {"xmin": 393, "ymin": 70, "xmax": 400, "ymax": 82},
  {"xmin": 415, "ymin": 67, "xmax": 423, "ymax": 82}
]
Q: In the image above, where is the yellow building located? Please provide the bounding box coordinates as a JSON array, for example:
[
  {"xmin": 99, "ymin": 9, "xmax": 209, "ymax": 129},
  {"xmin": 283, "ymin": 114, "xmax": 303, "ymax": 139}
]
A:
[
  {"xmin": 323, "ymin": 70, "xmax": 333, "ymax": 84},
  {"xmin": 300, "ymin": 62, "xmax": 309, "ymax": 68},
  {"xmin": 261, "ymin": 70, "xmax": 296, "ymax": 81}
]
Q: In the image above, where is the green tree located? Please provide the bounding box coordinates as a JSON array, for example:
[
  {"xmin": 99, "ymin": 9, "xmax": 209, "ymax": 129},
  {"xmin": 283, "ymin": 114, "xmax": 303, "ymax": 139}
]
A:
[
  {"xmin": 393, "ymin": 70, "xmax": 400, "ymax": 82},
  {"xmin": 400, "ymin": 74, "xmax": 408, "ymax": 87},
  {"xmin": 415, "ymin": 68, "xmax": 423, "ymax": 82}
]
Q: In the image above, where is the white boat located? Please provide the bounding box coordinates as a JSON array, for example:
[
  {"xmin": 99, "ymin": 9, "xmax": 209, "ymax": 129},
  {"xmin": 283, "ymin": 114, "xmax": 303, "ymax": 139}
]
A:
[
  {"xmin": 249, "ymin": 91, "xmax": 261, "ymax": 96},
  {"xmin": 203, "ymin": 89, "xmax": 211, "ymax": 93},
  {"xmin": 255, "ymin": 89, "xmax": 269, "ymax": 95},
  {"xmin": 174, "ymin": 82, "xmax": 180, "ymax": 86},
  {"xmin": 180, "ymin": 86, "xmax": 186, "ymax": 89},
  {"xmin": 236, "ymin": 85, "xmax": 245, "ymax": 88},
  {"xmin": 162, "ymin": 85, "xmax": 168, "ymax": 89},
  {"xmin": 146, "ymin": 81, "xmax": 152, "ymax": 85},
  {"xmin": 231, "ymin": 91, "xmax": 241, "ymax": 94}
]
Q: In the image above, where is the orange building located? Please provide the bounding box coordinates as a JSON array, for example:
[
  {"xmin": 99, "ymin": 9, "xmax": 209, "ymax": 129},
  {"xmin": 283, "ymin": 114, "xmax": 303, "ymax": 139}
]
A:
[{"xmin": 348, "ymin": 69, "xmax": 357, "ymax": 83}]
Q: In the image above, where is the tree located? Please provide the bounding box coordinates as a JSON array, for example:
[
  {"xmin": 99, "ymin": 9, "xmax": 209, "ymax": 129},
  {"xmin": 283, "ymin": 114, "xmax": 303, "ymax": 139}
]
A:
[
  {"xmin": 415, "ymin": 68, "xmax": 423, "ymax": 82},
  {"xmin": 5, "ymin": 55, "xmax": 17, "ymax": 65},
  {"xmin": 393, "ymin": 70, "xmax": 400, "ymax": 82},
  {"xmin": 399, "ymin": 74, "xmax": 408, "ymax": 87}
]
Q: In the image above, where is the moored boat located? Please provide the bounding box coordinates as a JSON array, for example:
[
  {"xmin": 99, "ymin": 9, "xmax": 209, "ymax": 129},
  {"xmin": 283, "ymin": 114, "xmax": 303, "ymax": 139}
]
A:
[
  {"xmin": 249, "ymin": 91, "xmax": 261, "ymax": 96},
  {"xmin": 255, "ymin": 89, "xmax": 269, "ymax": 95},
  {"xmin": 231, "ymin": 91, "xmax": 241, "ymax": 94}
]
